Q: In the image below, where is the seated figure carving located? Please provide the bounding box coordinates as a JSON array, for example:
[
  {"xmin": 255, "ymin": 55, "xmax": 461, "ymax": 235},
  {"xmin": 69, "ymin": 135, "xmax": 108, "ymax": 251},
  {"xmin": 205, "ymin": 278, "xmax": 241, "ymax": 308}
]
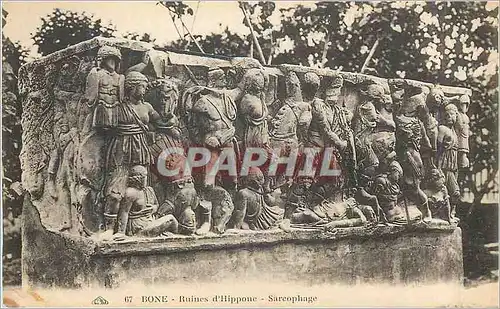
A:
[
  {"xmin": 113, "ymin": 165, "xmax": 178, "ymax": 240},
  {"xmin": 85, "ymin": 71, "xmax": 165, "ymax": 236},
  {"xmin": 371, "ymin": 162, "xmax": 406, "ymax": 225},
  {"xmin": 371, "ymin": 160, "xmax": 422, "ymax": 225},
  {"xmin": 284, "ymin": 176, "xmax": 314, "ymax": 224},
  {"xmin": 154, "ymin": 159, "xmax": 200, "ymax": 236},
  {"xmin": 229, "ymin": 167, "xmax": 284, "ymax": 231},
  {"xmin": 424, "ymin": 169, "xmax": 452, "ymax": 224},
  {"xmin": 369, "ymin": 131, "xmax": 420, "ymax": 224}
]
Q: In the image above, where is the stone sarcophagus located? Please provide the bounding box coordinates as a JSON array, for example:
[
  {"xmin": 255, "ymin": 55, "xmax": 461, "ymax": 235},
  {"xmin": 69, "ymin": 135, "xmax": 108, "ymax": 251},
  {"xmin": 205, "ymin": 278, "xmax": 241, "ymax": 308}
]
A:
[{"xmin": 19, "ymin": 37, "xmax": 471, "ymax": 288}]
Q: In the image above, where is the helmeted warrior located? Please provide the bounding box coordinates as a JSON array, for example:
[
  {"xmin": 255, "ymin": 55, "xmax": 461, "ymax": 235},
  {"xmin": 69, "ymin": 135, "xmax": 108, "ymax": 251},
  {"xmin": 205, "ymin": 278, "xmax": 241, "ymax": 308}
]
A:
[
  {"xmin": 305, "ymin": 74, "xmax": 349, "ymax": 195},
  {"xmin": 269, "ymin": 71, "xmax": 311, "ymax": 191},
  {"xmin": 269, "ymin": 71, "xmax": 311, "ymax": 147},
  {"xmin": 81, "ymin": 46, "xmax": 125, "ymax": 130}
]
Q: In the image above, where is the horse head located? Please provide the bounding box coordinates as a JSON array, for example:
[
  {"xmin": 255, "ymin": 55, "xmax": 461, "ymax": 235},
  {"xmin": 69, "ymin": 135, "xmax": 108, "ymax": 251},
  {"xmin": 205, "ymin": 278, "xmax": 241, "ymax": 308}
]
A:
[{"xmin": 146, "ymin": 78, "xmax": 180, "ymax": 118}]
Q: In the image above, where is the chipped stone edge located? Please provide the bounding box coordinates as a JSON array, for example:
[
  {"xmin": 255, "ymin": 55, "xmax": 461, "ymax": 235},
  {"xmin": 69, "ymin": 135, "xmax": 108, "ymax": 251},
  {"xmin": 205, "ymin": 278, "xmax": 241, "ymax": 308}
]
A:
[
  {"xmin": 93, "ymin": 224, "xmax": 460, "ymax": 257},
  {"xmin": 19, "ymin": 37, "xmax": 472, "ymax": 97}
]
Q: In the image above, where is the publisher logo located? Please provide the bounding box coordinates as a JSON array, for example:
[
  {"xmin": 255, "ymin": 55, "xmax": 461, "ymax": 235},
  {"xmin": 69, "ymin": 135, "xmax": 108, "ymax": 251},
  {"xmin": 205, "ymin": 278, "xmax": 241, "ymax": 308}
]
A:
[{"xmin": 92, "ymin": 296, "xmax": 109, "ymax": 305}]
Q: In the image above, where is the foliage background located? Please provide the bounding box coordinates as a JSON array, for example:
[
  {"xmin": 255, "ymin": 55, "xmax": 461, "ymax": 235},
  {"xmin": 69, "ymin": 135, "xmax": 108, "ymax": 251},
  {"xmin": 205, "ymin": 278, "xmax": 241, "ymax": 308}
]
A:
[{"xmin": 2, "ymin": 2, "xmax": 498, "ymax": 285}]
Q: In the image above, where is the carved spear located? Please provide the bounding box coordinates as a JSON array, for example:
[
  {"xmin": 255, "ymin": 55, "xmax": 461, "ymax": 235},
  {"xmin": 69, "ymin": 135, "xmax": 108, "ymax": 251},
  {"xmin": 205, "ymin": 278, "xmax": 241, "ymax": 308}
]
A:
[{"xmin": 403, "ymin": 194, "xmax": 411, "ymax": 226}]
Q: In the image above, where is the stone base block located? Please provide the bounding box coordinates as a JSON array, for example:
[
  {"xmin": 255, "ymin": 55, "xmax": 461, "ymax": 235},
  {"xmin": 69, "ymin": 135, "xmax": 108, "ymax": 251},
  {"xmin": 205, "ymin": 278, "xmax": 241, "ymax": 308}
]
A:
[{"xmin": 22, "ymin": 197, "xmax": 463, "ymax": 289}]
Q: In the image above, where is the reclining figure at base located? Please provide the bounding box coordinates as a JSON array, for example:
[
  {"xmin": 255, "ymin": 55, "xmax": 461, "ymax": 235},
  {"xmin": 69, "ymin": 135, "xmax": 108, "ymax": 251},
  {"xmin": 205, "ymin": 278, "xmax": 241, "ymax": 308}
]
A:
[{"xmin": 289, "ymin": 182, "xmax": 377, "ymax": 231}]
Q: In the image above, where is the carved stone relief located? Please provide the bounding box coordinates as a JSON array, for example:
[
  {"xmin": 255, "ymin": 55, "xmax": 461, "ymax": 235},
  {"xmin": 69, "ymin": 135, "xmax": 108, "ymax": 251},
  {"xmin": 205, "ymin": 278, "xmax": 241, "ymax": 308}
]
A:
[{"xmin": 18, "ymin": 38, "xmax": 471, "ymax": 241}]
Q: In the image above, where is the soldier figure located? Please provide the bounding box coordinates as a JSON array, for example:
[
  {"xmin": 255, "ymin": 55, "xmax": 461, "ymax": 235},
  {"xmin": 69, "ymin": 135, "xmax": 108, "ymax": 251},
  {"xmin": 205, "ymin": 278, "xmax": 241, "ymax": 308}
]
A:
[
  {"xmin": 181, "ymin": 67, "xmax": 242, "ymax": 235},
  {"xmin": 437, "ymin": 103, "xmax": 461, "ymax": 222},
  {"xmin": 306, "ymin": 74, "xmax": 349, "ymax": 193},
  {"xmin": 81, "ymin": 46, "xmax": 125, "ymax": 131},
  {"xmin": 352, "ymin": 83, "xmax": 383, "ymax": 180},
  {"xmin": 269, "ymin": 71, "xmax": 311, "ymax": 190},
  {"xmin": 420, "ymin": 86, "xmax": 443, "ymax": 171},
  {"xmin": 455, "ymin": 94, "xmax": 471, "ymax": 168},
  {"xmin": 394, "ymin": 82, "xmax": 432, "ymax": 222},
  {"xmin": 370, "ymin": 134, "xmax": 422, "ymax": 225}
]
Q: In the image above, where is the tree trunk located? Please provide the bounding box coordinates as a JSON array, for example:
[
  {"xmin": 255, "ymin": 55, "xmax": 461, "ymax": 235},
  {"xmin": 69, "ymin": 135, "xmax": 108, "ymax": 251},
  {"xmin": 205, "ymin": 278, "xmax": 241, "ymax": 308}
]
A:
[
  {"xmin": 320, "ymin": 30, "xmax": 331, "ymax": 68},
  {"xmin": 239, "ymin": 2, "xmax": 266, "ymax": 65},
  {"xmin": 467, "ymin": 167, "xmax": 499, "ymax": 217}
]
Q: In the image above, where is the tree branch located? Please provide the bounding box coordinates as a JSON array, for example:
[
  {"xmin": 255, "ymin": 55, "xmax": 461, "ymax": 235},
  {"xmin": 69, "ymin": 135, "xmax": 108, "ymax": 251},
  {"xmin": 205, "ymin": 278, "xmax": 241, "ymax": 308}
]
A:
[
  {"xmin": 360, "ymin": 37, "xmax": 380, "ymax": 73},
  {"xmin": 160, "ymin": 2, "xmax": 205, "ymax": 54},
  {"xmin": 190, "ymin": 1, "xmax": 200, "ymax": 33},
  {"xmin": 166, "ymin": 9, "xmax": 184, "ymax": 44},
  {"xmin": 267, "ymin": 31, "xmax": 274, "ymax": 65},
  {"xmin": 478, "ymin": 167, "xmax": 499, "ymax": 196},
  {"xmin": 320, "ymin": 28, "xmax": 331, "ymax": 68},
  {"xmin": 177, "ymin": 12, "xmax": 205, "ymax": 53},
  {"xmin": 239, "ymin": 1, "xmax": 266, "ymax": 65}
]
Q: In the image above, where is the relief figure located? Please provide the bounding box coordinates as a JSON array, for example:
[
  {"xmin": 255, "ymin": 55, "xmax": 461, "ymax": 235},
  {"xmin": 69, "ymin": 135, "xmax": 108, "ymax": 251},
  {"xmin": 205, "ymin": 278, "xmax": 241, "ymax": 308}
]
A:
[
  {"xmin": 455, "ymin": 94, "xmax": 470, "ymax": 168},
  {"xmin": 229, "ymin": 167, "xmax": 284, "ymax": 230},
  {"xmin": 113, "ymin": 165, "xmax": 179, "ymax": 240},
  {"xmin": 424, "ymin": 168, "xmax": 452, "ymax": 224},
  {"xmin": 437, "ymin": 103, "xmax": 461, "ymax": 223},
  {"xmin": 269, "ymin": 71, "xmax": 311, "ymax": 191},
  {"xmin": 47, "ymin": 115, "xmax": 80, "ymax": 232},
  {"xmin": 80, "ymin": 46, "xmax": 125, "ymax": 131},
  {"xmin": 101, "ymin": 71, "xmax": 161, "ymax": 234}
]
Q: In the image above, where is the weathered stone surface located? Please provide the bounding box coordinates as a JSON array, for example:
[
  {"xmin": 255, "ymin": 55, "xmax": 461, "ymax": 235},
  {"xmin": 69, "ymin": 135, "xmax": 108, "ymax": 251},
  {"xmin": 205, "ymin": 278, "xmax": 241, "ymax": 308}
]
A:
[{"xmin": 22, "ymin": 195, "xmax": 96, "ymax": 288}]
